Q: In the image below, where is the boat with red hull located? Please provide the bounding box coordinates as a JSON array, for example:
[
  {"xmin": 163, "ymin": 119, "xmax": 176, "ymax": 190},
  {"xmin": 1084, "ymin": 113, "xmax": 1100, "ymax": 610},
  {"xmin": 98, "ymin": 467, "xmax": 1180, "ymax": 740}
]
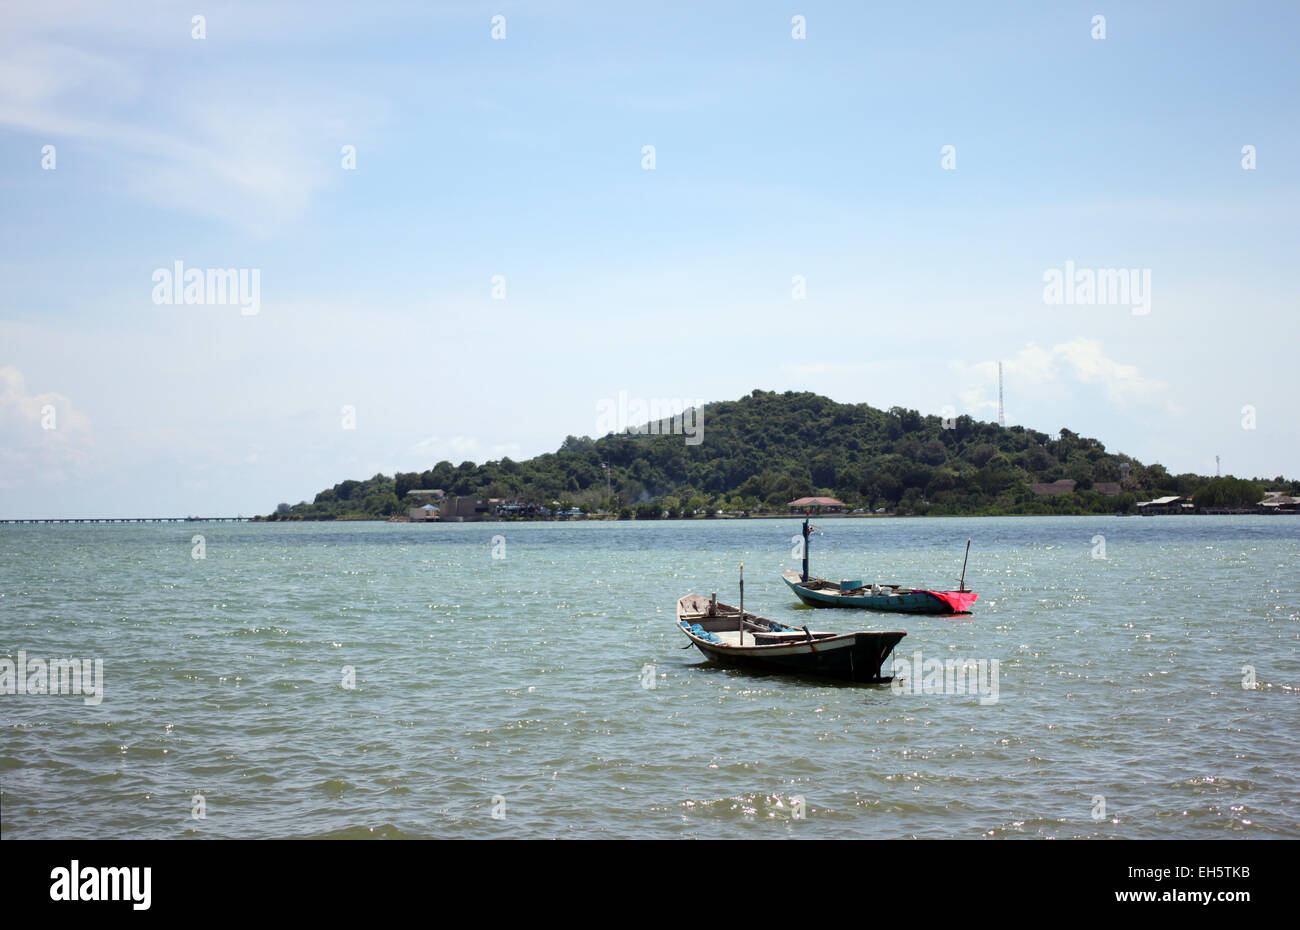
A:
[{"xmin": 784, "ymin": 517, "xmax": 978, "ymax": 614}]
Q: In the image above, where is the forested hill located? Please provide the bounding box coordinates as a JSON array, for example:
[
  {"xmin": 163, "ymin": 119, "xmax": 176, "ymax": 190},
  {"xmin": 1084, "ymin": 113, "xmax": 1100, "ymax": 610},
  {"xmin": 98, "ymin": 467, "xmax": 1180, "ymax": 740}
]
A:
[{"xmin": 265, "ymin": 390, "xmax": 1292, "ymax": 519}]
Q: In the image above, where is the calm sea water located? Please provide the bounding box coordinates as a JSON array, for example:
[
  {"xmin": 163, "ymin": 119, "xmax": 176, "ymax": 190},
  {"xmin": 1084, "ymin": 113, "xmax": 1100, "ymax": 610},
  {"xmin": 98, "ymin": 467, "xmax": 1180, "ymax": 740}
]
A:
[{"xmin": 1, "ymin": 516, "xmax": 1296, "ymax": 839}]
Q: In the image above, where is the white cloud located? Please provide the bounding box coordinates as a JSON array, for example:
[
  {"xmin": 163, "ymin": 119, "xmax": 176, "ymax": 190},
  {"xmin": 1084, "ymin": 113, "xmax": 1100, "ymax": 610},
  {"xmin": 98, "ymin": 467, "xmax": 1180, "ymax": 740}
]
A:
[
  {"xmin": 954, "ymin": 339, "xmax": 1177, "ymax": 419},
  {"xmin": 0, "ymin": 366, "xmax": 93, "ymax": 489},
  {"xmin": 0, "ymin": 26, "xmax": 387, "ymax": 233}
]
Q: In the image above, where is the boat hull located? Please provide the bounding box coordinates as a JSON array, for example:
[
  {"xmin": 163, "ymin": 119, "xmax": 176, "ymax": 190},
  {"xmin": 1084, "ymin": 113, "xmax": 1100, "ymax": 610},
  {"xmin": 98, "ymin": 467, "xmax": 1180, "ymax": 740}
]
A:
[
  {"xmin": 690, "ymin": 632, "xmax": 907, "ymax": 683},
  {"xmin": 782, "ymin": 570, "xmax": 977, "ymax": 614}
]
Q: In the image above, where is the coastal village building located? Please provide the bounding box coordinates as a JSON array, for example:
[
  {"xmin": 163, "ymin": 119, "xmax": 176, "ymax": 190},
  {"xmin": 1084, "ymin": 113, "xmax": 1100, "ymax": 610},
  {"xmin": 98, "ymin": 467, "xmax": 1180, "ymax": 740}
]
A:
[
  {"xmin": 407, "ymin": 503, "xmax": 439, "ymax": 522},
  {"xmin": 497, "ymin": 500, "xmax": 546, "ymax": 518},
  {"xmin": 1258, "ymin": 493, "xmax": 1300, "ymax": 514},
  {"xmin": 1029, "ymin": 479, "xmax": 1077, "ymax": 496},
  {"xmin": 406, "ymin": 489, "xmax": 445, "ymax": 505},
  {"xmin": 1136, "ymin": 496, "xmax": 1194, "ymax": 515},
  {"xmin": 1028, "ymin": 479, "xmax": 1123, "ymax": 497},
  {"xmin": 438, "ymin": 497, "xmax": 500, "ymax": 522},
  {"xmin": 788, "ymin": 496, "xmax": 844, "ymax": 514}
]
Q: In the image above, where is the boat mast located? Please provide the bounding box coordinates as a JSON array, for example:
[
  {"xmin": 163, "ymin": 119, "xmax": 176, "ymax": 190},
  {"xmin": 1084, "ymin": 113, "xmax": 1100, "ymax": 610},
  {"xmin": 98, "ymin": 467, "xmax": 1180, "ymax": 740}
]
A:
[
  {"xmin": 801, "ymin": 514, "xmax": 811, "ymax": 583},
  {"xmin": 959, "ymin": 539, "xmax": 971, "ymax": 592},
  {"xmin": 738, "ymin": 562, "xmax": 745, "ymax": 646}
]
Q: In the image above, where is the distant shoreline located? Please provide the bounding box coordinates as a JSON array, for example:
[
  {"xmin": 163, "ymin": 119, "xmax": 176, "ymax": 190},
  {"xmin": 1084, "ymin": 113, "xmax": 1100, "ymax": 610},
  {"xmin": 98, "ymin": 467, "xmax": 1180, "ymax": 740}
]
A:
[
  {"xmin": 246, "ymin": 510, "xmax": 1294, "ymax": 524},
  {"xmin": 5, "ymin": 511, "xmax": 1290, "ymax": 525}
]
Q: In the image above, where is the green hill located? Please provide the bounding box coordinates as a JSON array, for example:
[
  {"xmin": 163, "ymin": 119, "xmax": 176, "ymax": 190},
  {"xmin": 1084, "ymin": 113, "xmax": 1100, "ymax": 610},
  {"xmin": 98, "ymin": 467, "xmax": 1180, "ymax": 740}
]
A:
[{"xmin": 263, "ymin": 390, "xmax": 1295, "ymax": 519}]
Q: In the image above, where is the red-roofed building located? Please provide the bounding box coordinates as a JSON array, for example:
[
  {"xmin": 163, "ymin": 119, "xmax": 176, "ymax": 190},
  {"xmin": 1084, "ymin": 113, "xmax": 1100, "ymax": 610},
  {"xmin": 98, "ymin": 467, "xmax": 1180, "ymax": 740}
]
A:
[{"xmin": 788, "ymin": 496, "xmax": 844, "ymax": 514}]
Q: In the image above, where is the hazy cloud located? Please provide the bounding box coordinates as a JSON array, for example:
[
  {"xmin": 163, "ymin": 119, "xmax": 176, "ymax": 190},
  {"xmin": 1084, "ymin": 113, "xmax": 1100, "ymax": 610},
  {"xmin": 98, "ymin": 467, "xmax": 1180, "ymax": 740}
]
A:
[
  {"xmin": 0, "ymin": 366, "xmax": 93, "ymax": 489},
  {"xmin": 409, "ymin": 435, "xmax": 523, "ymax": 464},
  {"xmin": 0, "ymin": 22, "xmax": 387, "ymax": 233},
  {"xmin": 955, "ymin": 339, "xmax": 1177, "ymax": 419}
]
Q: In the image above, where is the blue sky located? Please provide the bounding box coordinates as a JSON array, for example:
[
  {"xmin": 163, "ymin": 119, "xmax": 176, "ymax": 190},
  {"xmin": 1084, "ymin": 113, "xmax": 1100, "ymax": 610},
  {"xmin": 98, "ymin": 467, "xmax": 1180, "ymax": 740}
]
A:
[{"xmin": 2, "ymin": 1, "xmax": 1297, "ymax": 517}]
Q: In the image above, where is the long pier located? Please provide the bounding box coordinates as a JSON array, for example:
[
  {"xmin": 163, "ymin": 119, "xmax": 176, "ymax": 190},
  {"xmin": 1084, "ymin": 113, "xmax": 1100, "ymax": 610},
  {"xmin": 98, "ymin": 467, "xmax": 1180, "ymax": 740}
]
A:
[{"xmin": 0, "ymin": 517, "xmax": 250, "ymax": 524}]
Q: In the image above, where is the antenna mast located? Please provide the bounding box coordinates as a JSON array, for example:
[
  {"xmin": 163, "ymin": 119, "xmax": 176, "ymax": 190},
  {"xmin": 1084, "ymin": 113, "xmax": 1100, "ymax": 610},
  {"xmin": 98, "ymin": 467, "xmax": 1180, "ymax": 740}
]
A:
[{"xmin": 998, "ymin": 361, "xmax": 1005, "ymax": 427}]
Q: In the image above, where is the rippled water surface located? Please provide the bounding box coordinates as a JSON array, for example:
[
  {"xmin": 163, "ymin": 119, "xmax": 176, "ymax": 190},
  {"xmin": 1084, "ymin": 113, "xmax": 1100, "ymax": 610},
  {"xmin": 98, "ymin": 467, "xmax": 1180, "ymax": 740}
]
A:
[{"xmin": 1, "ymin": 516, "xmax": 1296, "ymax": 838}]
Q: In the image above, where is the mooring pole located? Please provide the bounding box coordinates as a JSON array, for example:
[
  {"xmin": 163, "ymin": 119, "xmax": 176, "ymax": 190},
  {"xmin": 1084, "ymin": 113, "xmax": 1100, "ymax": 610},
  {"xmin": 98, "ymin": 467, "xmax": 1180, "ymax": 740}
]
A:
[{"xmin": 959, "ymin": 539, "xmax": 971, "ymax": 592}]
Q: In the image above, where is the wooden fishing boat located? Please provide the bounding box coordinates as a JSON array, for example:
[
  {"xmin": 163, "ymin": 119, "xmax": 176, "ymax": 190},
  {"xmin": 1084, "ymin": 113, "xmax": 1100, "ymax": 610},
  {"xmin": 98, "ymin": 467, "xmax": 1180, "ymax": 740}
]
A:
[
  {"xmin": 676, "ymin": 592, "xmax": 906, "ymax": 683},
  {"xmin": 781, "ymin": 570, "xmax": 977, "ymax": 613},
  {"xmin": 783, "ymin": 517, "xmax": 978, "ymax": 614}
]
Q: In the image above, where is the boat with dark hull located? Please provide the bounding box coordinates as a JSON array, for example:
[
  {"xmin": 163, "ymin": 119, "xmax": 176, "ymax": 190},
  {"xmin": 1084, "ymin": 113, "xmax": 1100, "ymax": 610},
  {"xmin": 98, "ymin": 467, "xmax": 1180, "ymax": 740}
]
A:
[
  {"xmin": 783, "ymin": 518, "xmax": 978, "ymax": 614},
  {"xmin": 676, "ymin": 593, "xmax": 906, "ymax": 683}
]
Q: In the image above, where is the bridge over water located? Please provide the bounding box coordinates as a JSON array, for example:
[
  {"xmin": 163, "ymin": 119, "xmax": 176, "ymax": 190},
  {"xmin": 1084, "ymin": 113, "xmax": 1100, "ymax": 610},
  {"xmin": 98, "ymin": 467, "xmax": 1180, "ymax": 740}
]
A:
[{"xmin": 0, "ymin": 517, "xmax": 251, "ymax": 524}]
